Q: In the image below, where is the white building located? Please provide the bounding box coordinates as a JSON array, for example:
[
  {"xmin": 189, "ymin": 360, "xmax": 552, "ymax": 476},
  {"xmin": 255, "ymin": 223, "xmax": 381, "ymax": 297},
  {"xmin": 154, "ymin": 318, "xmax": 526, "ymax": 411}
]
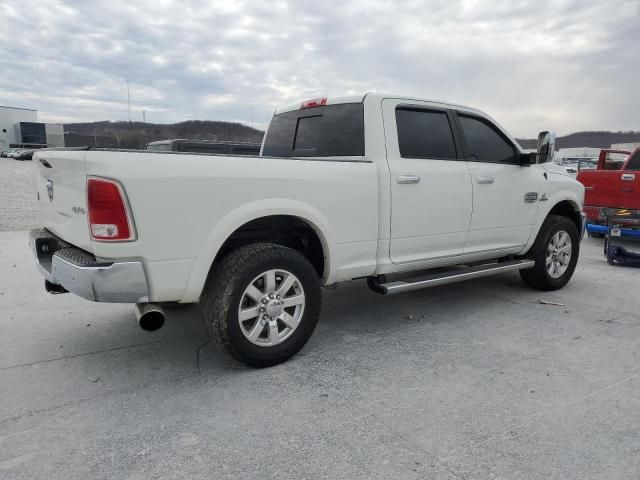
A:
[
  {"xmin": 611, "ymin": 142, "xmax": 640, "ymax": 152},
  {"xmin": 0, "ymin": 105, "xmax": 65, "ymax": 149},
  {"xmin": 0, "ymin": 105, "xmax": 37, "ymax": 150},
  {"xmin": 44, "ymin": 123, "xmax": 65, "ymax": 147}
]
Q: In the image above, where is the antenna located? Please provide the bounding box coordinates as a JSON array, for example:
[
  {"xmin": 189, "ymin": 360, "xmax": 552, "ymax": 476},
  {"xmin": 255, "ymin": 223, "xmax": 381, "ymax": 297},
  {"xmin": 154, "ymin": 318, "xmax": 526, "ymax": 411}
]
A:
[{"xmin": 127, "ymin": 79, "xmax": 131, "ymax": 123}]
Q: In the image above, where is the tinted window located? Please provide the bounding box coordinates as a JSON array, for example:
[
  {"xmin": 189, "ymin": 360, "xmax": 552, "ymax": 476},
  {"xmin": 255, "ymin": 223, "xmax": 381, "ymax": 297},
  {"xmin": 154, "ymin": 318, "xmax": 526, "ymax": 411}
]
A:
[
  {"xmin": 262, "ymin": 103, "xmax": 364, "ymax": 157},
  {"xmin": 626, "ymin": 150, "xmax": 640, "ymax": 170},
  {"xmin": 602, "ymin": 151, "xmax": 628, "ymax": 170},
  {"xmin": 395, "ymin": 109, "xmax": 457, "ymax": 159},
  {"xmin": 20, "ymin": 122, "xmax": 46, "ymax": 144},
  {"xmin": 459, "ymin": 115, "xmax": 516, "ymax": 163},
  {"xmin": 230, "ymin": 146, "xmax": 260, "ymax": 155}
]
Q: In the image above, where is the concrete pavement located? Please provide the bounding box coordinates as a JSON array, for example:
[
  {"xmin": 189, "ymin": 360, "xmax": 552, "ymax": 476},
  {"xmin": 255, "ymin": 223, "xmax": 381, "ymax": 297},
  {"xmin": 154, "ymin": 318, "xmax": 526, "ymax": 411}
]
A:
[{"xmin": 1, "ymin": 230, "xmax": 639, "ymax": 479}]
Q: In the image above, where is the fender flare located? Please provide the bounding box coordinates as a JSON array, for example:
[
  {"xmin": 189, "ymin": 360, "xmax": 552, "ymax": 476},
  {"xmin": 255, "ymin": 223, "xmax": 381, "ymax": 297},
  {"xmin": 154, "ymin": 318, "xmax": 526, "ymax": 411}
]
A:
[{"xmin": 522, "ymin": 193, "xmax": 582, "ymax": 253}]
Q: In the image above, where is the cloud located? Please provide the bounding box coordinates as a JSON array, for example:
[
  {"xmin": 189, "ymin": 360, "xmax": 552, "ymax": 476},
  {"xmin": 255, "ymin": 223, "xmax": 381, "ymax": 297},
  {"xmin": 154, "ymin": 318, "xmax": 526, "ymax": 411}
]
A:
[{"xmin": 1, "ymin": 0, "xmax": 638, "ymax": 136}]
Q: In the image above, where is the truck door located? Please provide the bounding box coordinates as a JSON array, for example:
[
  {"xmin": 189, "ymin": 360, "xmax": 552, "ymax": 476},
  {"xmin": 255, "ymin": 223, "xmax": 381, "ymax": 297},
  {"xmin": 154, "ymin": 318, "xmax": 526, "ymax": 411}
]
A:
[
  {"xmin": 598, "ymin": 150, "xmax": 640, "ymax": 209},
  {"xmin": 382, "ymin": 99, "xmax": 473, "ymax": 264},
  {"xmin": 455, "ymin": 112, "xmax": 541, "ymax": 253}
]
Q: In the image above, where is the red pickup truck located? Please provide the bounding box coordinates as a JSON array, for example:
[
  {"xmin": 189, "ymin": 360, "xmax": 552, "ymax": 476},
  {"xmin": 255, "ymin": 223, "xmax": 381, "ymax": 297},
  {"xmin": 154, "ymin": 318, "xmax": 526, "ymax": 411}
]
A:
[{"xmin": 577, "ymin": 148, "xmax": 640, "ymax": 226}]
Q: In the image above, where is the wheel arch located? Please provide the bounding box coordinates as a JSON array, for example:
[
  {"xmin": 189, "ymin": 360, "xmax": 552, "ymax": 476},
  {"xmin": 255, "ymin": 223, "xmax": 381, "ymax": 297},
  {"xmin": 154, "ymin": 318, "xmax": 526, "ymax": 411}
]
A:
[
  {"xmin": 548, "ymin": 199, "xmax": 582, "ymax": 233},
  {"xmin": 182, "ymin": 200, "xmax": 334, "ymax": 303},
  {"xmin": 213, "ymin": 215, "xmax": 327, "ymax": 278},
  {"xmin": 523, "ymin": 195, "xmax": 583, "ymax": 254}
]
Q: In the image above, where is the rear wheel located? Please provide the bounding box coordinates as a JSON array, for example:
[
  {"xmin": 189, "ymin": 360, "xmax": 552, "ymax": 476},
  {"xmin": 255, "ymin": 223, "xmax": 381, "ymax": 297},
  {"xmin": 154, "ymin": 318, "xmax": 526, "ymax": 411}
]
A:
[
  {"xmin": 201, "ymin": 243, "xmax": 321, "ymax": 367},
  {"xmin": 520, "ymin": 215, "xmax": 580, "ymax": 291}
]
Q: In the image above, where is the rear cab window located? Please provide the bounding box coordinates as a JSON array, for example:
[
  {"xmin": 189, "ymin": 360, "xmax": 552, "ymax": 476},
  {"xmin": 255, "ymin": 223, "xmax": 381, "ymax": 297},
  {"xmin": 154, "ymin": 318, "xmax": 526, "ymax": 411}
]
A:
[{"xmin": 262, "ymin": 103, "xmax": 364, "ymax": 157}]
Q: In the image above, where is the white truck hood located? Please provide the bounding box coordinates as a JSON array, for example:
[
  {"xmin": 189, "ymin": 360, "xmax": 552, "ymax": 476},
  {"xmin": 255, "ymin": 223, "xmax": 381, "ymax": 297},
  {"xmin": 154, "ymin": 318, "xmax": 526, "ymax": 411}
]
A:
[{"xmin": 543, "ymin": 161, "xmax": 571, "ymax": 177}]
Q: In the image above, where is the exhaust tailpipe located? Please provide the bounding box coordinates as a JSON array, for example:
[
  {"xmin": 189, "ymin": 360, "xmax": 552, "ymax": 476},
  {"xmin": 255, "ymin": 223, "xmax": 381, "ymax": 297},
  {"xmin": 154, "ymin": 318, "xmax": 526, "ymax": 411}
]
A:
[{"xmin": 135, "ymin": 303, "xmax": 165, "ymax": 332}]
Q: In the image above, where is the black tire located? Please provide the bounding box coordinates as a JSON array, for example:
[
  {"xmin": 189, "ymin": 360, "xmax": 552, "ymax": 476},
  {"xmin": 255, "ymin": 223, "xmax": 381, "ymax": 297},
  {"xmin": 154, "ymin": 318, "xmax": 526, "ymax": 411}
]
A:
[
  {"xmin": 519, "ymin": 215, "xmax": 580, "ymax": 291},
  {"xmin": 200, "ymin": 243, "xmax": 322, "ymax": 368}
]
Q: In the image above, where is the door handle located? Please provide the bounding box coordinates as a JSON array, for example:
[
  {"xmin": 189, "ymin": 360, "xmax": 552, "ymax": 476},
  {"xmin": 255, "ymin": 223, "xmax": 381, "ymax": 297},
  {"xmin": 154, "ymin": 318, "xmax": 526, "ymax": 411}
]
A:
[
  {"xmin": 397, "ymin": 175, "xmax": 421, "ymax": 184},
  {"xmin": 476, "ymin": 176, "xmax": 495, "ymax": 184},
  {"xmin": 622, "ymin": 173, "xmax": 636, "ymax": 181}
]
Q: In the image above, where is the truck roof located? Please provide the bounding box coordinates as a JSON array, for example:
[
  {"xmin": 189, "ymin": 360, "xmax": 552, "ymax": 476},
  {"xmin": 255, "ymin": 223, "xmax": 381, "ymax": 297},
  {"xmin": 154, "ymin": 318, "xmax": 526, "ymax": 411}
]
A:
[{"xmin": 274, "ymin": 92, "xmax": 487, "ymax": 117}]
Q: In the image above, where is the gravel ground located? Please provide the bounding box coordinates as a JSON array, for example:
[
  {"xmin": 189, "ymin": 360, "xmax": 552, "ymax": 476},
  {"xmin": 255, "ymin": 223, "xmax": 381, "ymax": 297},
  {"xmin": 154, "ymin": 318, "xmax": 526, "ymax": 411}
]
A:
[{"xmin": 0, "ymin": 158, "xmax": 38, "ymax": 231}]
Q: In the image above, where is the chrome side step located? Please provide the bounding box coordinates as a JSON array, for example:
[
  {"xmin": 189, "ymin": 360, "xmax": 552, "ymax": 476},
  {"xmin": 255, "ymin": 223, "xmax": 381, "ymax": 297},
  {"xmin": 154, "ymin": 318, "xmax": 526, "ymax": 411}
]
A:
[{"xmin": 369, "ymin": 259, "xmax": 535, "ymax": 295}]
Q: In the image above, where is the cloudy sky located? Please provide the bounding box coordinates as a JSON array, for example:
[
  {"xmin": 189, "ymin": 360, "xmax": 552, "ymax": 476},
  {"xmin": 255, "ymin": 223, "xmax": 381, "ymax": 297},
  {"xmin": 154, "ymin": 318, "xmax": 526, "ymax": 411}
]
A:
[{"xmin": 1, "ymin": 0, "xmax": 638, "ymax": 136}]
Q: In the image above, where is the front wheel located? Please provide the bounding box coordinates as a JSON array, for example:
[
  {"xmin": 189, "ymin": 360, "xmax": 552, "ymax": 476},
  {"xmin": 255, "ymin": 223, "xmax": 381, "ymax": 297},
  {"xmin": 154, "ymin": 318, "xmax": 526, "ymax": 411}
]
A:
[
  {"xmin": 200, "ymin": 243, "xmax": 322, "ymax": 368},
  {"xmin": 519, "ymin": 215, "xmax": 580, "ymax": 291}
]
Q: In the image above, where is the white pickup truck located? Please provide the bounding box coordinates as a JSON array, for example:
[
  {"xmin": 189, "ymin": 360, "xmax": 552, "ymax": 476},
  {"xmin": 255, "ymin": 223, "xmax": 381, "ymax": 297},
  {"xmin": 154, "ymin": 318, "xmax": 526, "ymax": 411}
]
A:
[{"xmin": 31, "ymin": 93, "xmax": 585, "ymax": 367}]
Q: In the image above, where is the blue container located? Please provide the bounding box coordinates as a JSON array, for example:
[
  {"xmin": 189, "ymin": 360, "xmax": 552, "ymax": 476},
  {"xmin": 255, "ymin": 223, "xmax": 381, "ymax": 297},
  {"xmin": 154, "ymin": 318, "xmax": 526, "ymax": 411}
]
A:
[{"xmin": 586, "ymin": 224, "xmax": 640, "ymax": 237}]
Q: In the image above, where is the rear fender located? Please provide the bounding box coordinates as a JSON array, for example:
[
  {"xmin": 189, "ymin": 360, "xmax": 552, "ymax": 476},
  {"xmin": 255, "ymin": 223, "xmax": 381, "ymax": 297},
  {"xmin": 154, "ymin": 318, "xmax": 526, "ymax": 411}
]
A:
[{"xmin": 181, "ymin": 199, "xmax": 334, "ymax": 303}]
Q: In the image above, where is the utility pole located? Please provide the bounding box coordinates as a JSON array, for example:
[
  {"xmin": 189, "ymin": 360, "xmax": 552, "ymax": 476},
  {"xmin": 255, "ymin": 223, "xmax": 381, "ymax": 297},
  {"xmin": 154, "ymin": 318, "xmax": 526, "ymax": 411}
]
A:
[
  {"xmin": 127, "ymin": 79, "xmax": 131, "ymax": 123},
  {"xmin": 142, "ymin": 110, "xmax": 146, "ymax": 123}
]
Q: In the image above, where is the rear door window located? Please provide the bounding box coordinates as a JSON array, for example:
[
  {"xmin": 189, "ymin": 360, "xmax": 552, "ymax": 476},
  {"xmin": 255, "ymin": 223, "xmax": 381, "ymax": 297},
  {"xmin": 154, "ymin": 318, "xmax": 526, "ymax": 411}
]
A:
[
  {"xmin": 262, "ymin": 103, "xmax": 364, "ymax": 157},
  {"xmin": 395, "ymin": 108, "xmax": 457, "ymax": 159},
  {"xmin": 458, "ymin": 114, "xmax": 516, "ymax": 164}
]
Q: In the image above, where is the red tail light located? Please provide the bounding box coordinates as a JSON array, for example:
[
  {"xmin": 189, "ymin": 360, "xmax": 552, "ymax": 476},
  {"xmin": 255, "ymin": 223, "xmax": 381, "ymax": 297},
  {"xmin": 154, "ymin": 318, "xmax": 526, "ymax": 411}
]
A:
[
  {"xmin": 87, "ymin": 177, "xmax": 135, "ymax": 241},
  {"xmin": 300, "ymin": 97, "xmax": 327, "ymax": 109}
]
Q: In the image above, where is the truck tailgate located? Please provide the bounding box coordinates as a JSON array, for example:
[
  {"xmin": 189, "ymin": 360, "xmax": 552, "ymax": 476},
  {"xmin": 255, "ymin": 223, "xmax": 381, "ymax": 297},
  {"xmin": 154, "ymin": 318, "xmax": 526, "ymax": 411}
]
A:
[{"xmin": 34, "ymin": 149, "xmax": 93, "ymax": 252}]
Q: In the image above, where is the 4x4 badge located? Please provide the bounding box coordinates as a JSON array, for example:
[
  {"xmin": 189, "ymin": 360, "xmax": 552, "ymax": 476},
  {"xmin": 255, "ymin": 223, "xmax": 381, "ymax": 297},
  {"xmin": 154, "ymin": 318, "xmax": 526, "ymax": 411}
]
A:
[{"xmin": 524, "ymin": 192, "xmax": 538, "ymax": 203}]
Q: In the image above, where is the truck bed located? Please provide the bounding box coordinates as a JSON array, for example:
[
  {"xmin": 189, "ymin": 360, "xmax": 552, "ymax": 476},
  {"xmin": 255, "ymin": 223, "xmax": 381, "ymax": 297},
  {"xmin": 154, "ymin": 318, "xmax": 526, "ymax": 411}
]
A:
[{"xmin": 34, "ymin": 148, "xmax": 380, "ymax": 301}]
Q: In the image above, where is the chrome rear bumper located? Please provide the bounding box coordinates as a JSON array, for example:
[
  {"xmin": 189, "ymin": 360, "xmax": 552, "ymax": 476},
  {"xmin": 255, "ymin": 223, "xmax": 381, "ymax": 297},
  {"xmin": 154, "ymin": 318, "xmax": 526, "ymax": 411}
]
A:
[{"xmin": 29, "ymin": 228, "xmax": 149, "ymax": 303}]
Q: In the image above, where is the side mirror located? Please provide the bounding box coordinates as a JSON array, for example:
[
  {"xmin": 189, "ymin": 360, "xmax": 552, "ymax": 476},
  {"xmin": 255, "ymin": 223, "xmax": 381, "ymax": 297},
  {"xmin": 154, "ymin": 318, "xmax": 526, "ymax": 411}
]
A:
[{"xmin": 536, "ymin": 131, "xmax": 556, "ymax": 163}]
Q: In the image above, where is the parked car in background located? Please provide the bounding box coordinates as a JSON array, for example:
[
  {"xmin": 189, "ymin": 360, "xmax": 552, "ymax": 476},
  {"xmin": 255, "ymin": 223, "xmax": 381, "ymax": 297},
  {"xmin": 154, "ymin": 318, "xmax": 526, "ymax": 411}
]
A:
[
  {"xmin": 30, "ymin": 93, "xmax": 585, "ymax": 367},
  {"xmin": 563, "ymin": 160, "xmax": 579, "ymax": 177},
  {"xmin": 146, "ymin": 139, "xmax": 261, "ymax": 155},
  {"xmin": 557, "ymin": 157, "xmax": 598, "ymax": 178},
  {"xmin": 14, "ymin": 150, "xmax": 34, "ymax": 161},
  {"xmin": 578, "ymin": 148, "xmax": 639, "ymax": 228},
  {"xmin": 577, "ymin": 158, "xmax": 598, "ymax": 171}
]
